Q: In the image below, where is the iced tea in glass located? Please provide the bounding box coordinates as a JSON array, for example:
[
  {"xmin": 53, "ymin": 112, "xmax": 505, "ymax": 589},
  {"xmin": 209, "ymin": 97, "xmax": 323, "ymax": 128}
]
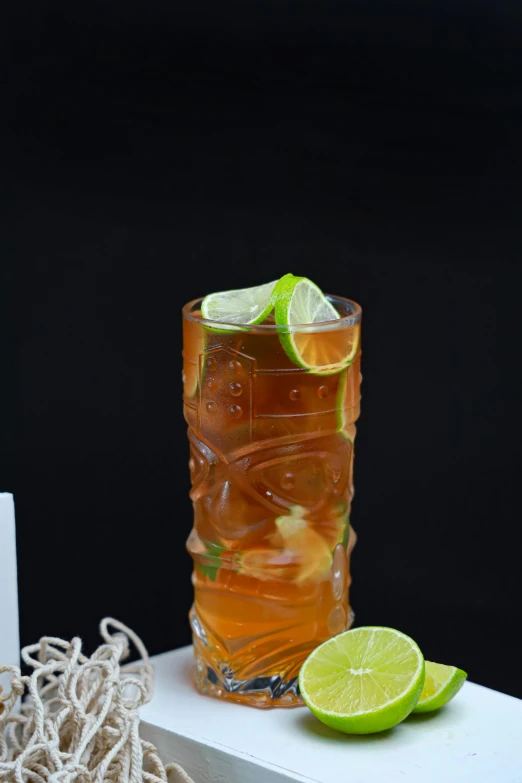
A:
[{"xmin": 183, "ymin": 294, "xmax": 361, "ymax": 707}]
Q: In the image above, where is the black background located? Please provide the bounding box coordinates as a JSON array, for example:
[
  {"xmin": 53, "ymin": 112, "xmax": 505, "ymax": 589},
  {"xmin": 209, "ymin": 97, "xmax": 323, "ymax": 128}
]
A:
[{"xmin": 5, "ymin": 2, "xmax": 522, "ymax": 698}]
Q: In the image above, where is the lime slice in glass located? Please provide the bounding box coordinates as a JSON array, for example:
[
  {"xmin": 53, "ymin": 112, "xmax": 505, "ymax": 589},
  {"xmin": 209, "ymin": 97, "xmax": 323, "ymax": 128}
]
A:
[
  {"xmin": 412, "ymin": 661, "xmax": 467, "ymax": 713},
  {"xmin": 299, "ymin": 626, "xmax": 425, "ymax": 734},
  {"xmin": 336, "ymin": 367, "xmax": 357, "ymax": 441},
  {"xmin": 196, "ymin": 540, "xmax": 225, "ymax": 582},
  {"xmin": 239, "ymin": 506, "xmax": 333, "ymax": 584},
  {"xmin": 201, "ymin": 280, "xmax": 279, "ymax": 326},
  {"xmin": 274, "ymin": 275, "xmax": 358, "ymax": 374}
]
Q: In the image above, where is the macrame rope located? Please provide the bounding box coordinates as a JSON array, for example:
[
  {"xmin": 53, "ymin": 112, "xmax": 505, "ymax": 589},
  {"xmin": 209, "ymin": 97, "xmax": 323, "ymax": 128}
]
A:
[{"xmin": 0, "ymin": 619, "xmax": 195, "ymax": 783}]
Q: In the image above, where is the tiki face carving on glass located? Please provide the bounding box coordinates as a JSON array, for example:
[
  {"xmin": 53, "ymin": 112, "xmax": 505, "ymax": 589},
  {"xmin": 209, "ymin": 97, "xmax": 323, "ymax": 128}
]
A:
[{"xmin": 183, "ymin": 288, "xmax": 361, "ymax": 707}]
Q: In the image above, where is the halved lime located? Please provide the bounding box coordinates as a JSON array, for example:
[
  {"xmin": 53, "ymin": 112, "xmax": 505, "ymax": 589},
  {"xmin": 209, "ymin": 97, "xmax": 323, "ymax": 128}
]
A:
[
  {"xmin": 412, "ymin": 661, "xmax": 467, "ymax": 713},
  {"xmin": 201, "ymin": 280, "xmax": 279, "ymax": 326},
  {"xmin": 299, "ymin": 626, "xmax": 425, "ymax": 734},
  {"xmin": 274, "ymin": 275, "xmax": 357, "ymax": 374}
]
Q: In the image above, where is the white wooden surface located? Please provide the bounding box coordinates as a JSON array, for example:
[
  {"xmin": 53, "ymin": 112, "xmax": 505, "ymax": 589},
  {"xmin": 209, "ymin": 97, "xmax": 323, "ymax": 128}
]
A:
[
  {"xmin": 140, "ymin": 646, "xmax": 522, "ymax": 783},
  {"xmin": 0, "ymin": 494, "xmax": 20, "ymax": 677}
]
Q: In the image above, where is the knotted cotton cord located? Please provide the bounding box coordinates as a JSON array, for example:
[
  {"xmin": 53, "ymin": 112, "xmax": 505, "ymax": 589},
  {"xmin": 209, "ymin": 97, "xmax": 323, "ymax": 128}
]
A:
[{"xmin": 0, "ymin": 619, "xmax": 195, "ymax": 783}]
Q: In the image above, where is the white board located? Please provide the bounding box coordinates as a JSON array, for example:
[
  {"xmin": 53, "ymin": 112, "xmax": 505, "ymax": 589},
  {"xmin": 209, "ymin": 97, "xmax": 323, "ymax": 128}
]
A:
[
  {"xmin": 141, "ymin": 646, "xmax": 522, "ymax": 783},
  {"xmin": 0, "ymin": 493, "xmax": 20, "ymax": 673}
]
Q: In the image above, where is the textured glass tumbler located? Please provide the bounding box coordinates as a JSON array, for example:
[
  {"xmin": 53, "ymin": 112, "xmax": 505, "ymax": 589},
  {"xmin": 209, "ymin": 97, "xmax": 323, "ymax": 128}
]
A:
[{"xmin": 182, "ymin": 295, "xmax": 362, "ymax": 707}]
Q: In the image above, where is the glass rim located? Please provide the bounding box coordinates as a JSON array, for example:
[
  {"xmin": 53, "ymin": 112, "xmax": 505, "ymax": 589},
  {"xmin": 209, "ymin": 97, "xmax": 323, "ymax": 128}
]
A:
[{"xmin": 182, "ymin": 293, "xmax": 362, "ymax": 333}]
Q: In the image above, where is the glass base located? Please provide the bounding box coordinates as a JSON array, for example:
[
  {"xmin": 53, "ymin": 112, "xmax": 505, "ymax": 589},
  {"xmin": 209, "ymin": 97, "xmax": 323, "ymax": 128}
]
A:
[{"xmin": 190, "ymin": 606, "xmax": 354, "ymax": 709}]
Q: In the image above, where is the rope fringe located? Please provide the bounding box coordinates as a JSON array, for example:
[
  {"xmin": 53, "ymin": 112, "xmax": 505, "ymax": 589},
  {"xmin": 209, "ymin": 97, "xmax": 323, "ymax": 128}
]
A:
[{"xmin": 0, "ymin": 619, "xmax": 195, "ymax": 783}]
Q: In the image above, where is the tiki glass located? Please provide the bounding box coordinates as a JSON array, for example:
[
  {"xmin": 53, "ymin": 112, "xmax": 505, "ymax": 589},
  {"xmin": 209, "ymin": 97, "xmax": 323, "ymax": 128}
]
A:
[{"xmin": 182, "ymin": 295, "xmax": 362, "ymax": 707}]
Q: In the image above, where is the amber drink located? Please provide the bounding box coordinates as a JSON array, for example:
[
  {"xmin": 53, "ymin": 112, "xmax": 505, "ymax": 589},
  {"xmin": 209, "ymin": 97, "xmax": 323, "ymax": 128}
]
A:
[{"xmin": 183, "ymin": 294, "xmax": 361, "ymax": 707}]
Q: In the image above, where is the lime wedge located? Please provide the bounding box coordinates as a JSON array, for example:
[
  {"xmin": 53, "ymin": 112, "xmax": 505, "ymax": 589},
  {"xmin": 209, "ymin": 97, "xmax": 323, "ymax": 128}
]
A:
[
  {"xmin": 274, "ymin": 275, "xmax": 356, "ymax": 374},
  {"xmin": 412, "ymin": 661, "xmax": 467, "ymax": 713},
  {"xmin": 201, "ymin": 280, "xmax": 279, "ymax": 326},
  {"xmin": 299, "ymin": 626, "xmax": 425, "ymax": 734}
]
